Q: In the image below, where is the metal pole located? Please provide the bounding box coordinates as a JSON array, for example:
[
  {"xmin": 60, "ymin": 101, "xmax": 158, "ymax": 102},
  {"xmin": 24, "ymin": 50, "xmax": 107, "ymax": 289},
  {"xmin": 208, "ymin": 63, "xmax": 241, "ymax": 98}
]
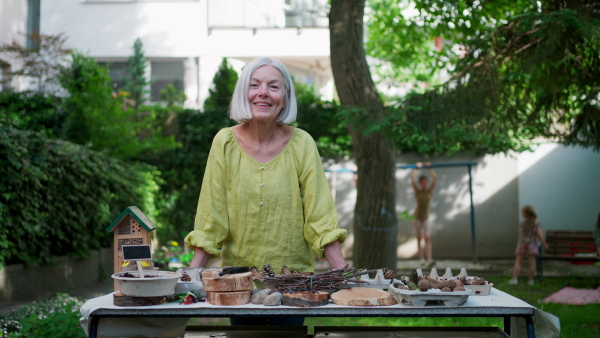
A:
[{"xmin": 468, "ymin": 164, "xmax": 477, "ymax": 260}]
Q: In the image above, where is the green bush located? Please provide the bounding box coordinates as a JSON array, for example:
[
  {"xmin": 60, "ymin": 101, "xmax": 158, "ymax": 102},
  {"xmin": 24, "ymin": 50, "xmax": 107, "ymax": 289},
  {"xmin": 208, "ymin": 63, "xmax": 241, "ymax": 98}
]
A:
[
  {"xmin": 0, "ymin": 293, "xmax": 85, "ymax": 338},
  {"xmin": 0, "ymin": 126, "xmax": 159, "ymax": 268},
  {"xmin": 0, "ymin": 91, "xmax": 66, "ymax": 137},
  {"xmin": 152, "ymin": 108, "xmax": 234, "ymax": 244}
]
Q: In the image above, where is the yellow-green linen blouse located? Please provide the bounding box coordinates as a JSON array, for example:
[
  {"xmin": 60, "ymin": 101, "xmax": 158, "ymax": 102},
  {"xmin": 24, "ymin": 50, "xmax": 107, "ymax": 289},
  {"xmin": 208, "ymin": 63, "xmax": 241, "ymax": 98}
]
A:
[{"xmin": 184, "ymin": 127, "xmax": 347, "ymax": 272}]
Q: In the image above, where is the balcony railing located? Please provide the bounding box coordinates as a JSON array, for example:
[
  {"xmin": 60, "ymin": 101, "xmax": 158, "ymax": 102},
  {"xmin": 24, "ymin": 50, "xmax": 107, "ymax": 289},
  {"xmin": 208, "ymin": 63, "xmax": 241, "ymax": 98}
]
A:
[{"xmin": 207, "ymin": 0, "xmax": 329, "ymax": 29}]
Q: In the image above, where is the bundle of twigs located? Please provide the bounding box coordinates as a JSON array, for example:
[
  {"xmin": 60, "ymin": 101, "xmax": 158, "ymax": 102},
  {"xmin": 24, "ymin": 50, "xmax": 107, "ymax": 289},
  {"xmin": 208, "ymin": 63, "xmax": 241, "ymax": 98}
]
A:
[{"xmin": 258, "ymin": 268, "xmax": 377, "ymax": 293}]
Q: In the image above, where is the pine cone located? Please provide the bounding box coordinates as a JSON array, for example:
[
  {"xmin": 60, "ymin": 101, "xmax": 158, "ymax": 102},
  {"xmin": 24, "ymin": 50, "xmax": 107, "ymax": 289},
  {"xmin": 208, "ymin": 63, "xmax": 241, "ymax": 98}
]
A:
[
  {"xmin": 438, "ymin": 280, "xmax": 456, "ymax": 290},
  {"xmin": 471, "ymin": 277, "xmax": 486, "ymax": 285},
  {"xmin": 180, "ymin": 273, "xmax": 192, "ymax": 282},
  {"xmin": 281, "ymin": 266, "xmax": 292, "ymax": 276},
  {"xmin": 441, "ymin": 287, "xmax": 452, "ymax": 292},
  {"xmin": 382, "ymin": 267, "xmax": 395, "ymax": 281},
  {"xmin": 262, "ymin": 264, "xmax": 275, "ymax": 277},
  {"xmin": 250, "ymin": 266, "xmax": 263, "ymax": 279},
  {"xmin": 417, "ymin": 278, "xmax": 433, "ymax": 291}
]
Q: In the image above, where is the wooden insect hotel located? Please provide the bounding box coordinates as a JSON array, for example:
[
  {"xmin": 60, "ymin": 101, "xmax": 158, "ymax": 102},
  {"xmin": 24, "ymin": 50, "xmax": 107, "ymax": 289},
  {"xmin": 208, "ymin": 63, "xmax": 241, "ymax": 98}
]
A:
[{"xmin": 106, "ymin": 206, "xmax": 157, "ymax": 290}]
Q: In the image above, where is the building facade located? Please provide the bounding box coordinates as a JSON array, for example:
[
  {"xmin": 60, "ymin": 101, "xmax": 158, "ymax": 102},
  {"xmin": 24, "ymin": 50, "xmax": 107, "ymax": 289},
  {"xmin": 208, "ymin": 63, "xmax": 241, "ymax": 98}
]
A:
[{"xmin": 38, "ymin": 0, "xmax": 333, "ymax": 107}]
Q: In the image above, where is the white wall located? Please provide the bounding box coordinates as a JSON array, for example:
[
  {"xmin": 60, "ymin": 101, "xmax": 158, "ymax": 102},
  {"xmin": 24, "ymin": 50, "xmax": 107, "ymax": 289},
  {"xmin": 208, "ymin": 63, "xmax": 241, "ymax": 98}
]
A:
[
  {"xmin": 518, "ymin": 143, "xmax": 600, "ymax": 232},
  {"xmin": 0, "ymin": 0, "xmax": 28, "ymax": 91},
  {"xmin": 327, "ymin": 144, "xmax": 600, "ymax": 259}
]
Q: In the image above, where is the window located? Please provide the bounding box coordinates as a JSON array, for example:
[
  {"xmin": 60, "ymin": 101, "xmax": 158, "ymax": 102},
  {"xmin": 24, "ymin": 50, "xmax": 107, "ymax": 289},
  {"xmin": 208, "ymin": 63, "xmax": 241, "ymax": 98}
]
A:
[
  {"xmin": 150, "ymin": 61, "xmax": 184, "ymax": 101},
  {"xmin": 98, "ymin": 62, "xmax": 128, "ymax": 91},
  {"xmin": 27, "ymin": 0, "xmax": 41, "ymax": 49}
]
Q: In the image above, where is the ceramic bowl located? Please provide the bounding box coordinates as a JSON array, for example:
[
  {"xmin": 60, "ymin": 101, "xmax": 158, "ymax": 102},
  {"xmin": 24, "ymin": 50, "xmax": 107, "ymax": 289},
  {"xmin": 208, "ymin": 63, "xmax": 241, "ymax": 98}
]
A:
[{"xmin": 112, "ymin": 271, "xmax": 182, "ymax": 297}]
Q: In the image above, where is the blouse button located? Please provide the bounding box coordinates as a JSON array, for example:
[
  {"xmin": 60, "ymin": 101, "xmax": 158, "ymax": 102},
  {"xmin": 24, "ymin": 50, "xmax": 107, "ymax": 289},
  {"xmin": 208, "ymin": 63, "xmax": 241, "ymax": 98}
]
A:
[
  {"xmin": 260, "ymin": 183, "xmax": 264, "ymax": 187},
  {"xmin": 260, "ymin": 202, "xmax": 264, "ymax": 206},
  {"xmin": 260, "ymin": 166, "xmax": 265, "ymax": 170}
]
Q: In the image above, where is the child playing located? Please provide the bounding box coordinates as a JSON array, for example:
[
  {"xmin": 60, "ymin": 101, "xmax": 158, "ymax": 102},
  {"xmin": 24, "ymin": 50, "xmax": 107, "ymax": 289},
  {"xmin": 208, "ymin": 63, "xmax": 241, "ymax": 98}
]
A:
[{"xmin": 509, "ymin": 205, "xmax": 549, "ymax": 285}]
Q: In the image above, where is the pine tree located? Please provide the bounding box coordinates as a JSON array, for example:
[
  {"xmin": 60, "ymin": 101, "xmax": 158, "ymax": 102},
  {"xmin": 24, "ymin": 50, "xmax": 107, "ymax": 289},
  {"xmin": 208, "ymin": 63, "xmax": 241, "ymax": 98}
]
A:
[
  {"xmin": 122, "ymin": 38, "xmax": 151, "ymax": 110},
  {"xmin": 203, "ymin": 58, "xmax": 239, "ymax": 111}
]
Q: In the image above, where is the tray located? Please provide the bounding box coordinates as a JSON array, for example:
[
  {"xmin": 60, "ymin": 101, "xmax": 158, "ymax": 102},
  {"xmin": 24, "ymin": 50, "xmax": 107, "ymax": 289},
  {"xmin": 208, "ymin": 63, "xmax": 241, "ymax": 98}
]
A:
[{"xmin": 388, "ymin": 284, "xmax": 472, "ymax": 307}]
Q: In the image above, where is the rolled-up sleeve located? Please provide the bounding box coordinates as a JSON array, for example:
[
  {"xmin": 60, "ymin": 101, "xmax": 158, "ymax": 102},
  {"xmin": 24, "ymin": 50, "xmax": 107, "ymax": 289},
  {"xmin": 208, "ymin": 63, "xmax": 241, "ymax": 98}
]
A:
[
  {"xmin": 184, "ymin": 131, "xmax": 230, "ymax": 257},
  {"xmin": 300, "ymin": 140, "xmax": 347, "ymax": 259}
]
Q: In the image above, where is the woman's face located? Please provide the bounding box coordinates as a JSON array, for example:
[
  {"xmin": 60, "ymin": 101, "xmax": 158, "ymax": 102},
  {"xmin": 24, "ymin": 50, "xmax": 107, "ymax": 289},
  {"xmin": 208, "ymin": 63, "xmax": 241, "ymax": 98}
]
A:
[{"xmin": 248, "ymin": 65, "xmax": 285, "ymax": 122}]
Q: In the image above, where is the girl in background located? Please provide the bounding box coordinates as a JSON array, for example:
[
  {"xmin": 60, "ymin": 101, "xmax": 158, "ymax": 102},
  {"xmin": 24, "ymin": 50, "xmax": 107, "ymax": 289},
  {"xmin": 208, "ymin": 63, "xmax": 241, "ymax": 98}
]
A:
[
  {"xmin": 509, "ymin": 205, "xmax": 549, "ymax": 285},
  {"xmin": 410, "ymin": 162, "xmax": 437, "ymax": 267}
]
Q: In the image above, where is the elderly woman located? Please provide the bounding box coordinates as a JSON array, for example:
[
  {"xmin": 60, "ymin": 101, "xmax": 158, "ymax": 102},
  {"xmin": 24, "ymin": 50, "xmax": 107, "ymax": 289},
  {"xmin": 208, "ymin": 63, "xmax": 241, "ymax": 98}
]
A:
[{"xmin": 185, "ymin": 57, "xmax": 347, "ymax": 275}]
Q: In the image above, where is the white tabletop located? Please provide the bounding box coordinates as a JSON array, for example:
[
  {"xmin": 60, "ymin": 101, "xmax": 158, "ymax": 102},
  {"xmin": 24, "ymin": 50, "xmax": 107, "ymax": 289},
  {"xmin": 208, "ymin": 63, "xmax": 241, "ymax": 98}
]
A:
[{"xmin": 81, "ymin": 288, "xmax": 534, "ymax": 320}]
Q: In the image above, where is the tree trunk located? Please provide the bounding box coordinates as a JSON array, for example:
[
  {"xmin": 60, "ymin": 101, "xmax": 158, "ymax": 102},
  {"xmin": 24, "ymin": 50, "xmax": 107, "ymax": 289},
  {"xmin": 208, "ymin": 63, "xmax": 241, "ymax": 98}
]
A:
[{"xmin": 330, "ymin": 0, "xmax": 398, "ymax": 271}]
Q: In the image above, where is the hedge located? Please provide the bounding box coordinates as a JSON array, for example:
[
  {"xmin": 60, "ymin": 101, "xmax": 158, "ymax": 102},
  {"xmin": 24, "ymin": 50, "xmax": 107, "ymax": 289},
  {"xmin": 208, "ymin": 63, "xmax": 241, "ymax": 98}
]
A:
[{"xmin": 0, "ymin": 125, "xmax": 159, "ymax": 268}]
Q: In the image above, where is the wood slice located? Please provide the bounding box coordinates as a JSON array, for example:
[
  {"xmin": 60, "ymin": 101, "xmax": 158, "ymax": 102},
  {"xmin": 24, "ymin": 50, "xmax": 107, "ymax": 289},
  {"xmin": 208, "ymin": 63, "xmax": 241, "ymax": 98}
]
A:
[
  {"xmin": 281, "ymin": 291, "xmax": 330, "ymax": 307},
  {"xmin": 206, "ymin": 291, "xmax": 251, "ymax": 306},
  {"xmin": 201, "ymin": 270, "xmax": 253, "ymax": 292},
  {"xmin": 331, "ymin": 287, "xmax": 397, "ymax": 306},
  {"xmin": 113, "ymin": 292, "xmax": 166, "ymax": 307}
]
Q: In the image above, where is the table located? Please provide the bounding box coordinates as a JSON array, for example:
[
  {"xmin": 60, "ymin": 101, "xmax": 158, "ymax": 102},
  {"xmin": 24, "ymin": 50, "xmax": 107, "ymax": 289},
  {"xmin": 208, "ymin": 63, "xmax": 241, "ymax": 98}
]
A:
[{"xmin": 80, "ymin": 288, "xmax": 538, "ymax": 338}]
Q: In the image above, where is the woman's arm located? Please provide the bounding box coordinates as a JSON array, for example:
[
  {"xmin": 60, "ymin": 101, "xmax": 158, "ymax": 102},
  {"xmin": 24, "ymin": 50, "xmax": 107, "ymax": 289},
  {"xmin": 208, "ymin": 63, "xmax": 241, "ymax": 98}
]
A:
[
  {"xmin": 323, "ymin": 240, "xmax": 348, "ymax": 270},
  {"xmin": 410, "ymin": 167, "xmax": 419, "ymax": 191},
  {"xmin": 189, "ymin": 247, "xmax": 211, "ymax": 268},
  {"xmin": 536, "ymin": 226, "xmax": 549, "ymax": 251},
  {"xmin": 427, "ymin": 162, "xmax": 438, "ymax": 191}
]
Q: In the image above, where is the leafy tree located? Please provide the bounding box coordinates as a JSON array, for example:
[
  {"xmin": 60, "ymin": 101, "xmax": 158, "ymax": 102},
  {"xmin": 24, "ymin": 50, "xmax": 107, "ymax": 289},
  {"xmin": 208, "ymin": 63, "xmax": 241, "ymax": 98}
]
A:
[
  {"xmin": 160, "ymin": 84, "xmax": 187, "ymax": 108},
  {"xmin": 122, "ymin": 38, "xmax": 151, "ymax": 110},
  {"xmin": 331, "ymin": 0, "xmax": 599, "ymax": 269},
  {"xmin": 293, "ymin": 81, "xmax": 352, "ymax": 157},
  {"xmin": 60, "ymin": 51, "xmax": 176, "ymax": 160},
  {"xmin": 0, "ymin": 33, "xmax": 71, "ymax": 94},
  {"xmin": 203, "ymin": 57, "xmax": 239, "ymax": 111},
  {"xmin": 366, "ymin": 0, "xmax": 600, "ymax": 153}
]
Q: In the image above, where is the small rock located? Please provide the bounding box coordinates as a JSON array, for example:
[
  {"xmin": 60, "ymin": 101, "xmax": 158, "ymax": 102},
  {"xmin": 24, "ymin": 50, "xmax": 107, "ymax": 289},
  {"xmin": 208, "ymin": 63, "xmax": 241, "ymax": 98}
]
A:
[
  {"xmin": 251, "ymin": 289, "xmax": 273, "ymax": 304},
  {"xmin": 263, "ymin": 292, "xmax": 282, "ymax": 306}
]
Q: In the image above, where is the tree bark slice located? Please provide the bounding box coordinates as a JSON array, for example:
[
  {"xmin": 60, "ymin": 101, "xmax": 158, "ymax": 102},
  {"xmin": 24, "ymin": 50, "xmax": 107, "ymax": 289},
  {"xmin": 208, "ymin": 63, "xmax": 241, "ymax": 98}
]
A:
[
  {"xmin": 331, "ymin": 287, "xmax": 397, "ymax": 306},
  {"xmin": 281, "ymin": 291, "xmax": 330, "ymax": 307},
  {"xmin": 113, "ymin": 292, "xmax": 166, "ymax": 307},
  {"xmin": 206, "ymin": 291, "xmax": 251, "ymax": 306},
  {"xmin": 201, "ymin": 271, "xmax": 253, "ymax": 292}
]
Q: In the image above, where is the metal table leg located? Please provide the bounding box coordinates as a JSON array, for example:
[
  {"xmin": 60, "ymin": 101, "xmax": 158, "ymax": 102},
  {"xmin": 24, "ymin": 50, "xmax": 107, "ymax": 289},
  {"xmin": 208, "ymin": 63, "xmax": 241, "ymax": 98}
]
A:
[
  {"xmin": 525, "ymin": 315, "xmax": 536, "ymax": 338},
  {"xmin": 89, "ymin": 315, "xmax": 99, "ymax": 338},
  {"xmin": 503, "ymin": 316, "xmax": 511, "ymax": 336}
]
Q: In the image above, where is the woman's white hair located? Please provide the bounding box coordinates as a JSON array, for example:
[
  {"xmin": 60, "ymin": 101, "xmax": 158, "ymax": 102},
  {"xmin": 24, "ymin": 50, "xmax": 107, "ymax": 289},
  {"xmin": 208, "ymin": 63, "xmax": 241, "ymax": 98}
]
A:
[{"xmin": 229, "ymin": 57, "xmax": 297, "ymax": 124}]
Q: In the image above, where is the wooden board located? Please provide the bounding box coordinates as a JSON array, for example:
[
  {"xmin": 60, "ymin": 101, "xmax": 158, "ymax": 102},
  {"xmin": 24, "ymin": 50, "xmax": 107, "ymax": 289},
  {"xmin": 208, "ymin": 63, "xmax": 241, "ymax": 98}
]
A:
[
  {"xmin": 282, "ymin": 291, "xmax": 329, "ymax": 307},
  {"xmin": 201, "ymin": 270, "xmax": 253, "ymax": 292},
  {"xmin": 206, "ymin": 291, "xmax": 251, "ymax": 306},
  {"xmin": 113, "ymin": 292, "xmax": 166, "ymax": 307},
  {"xmin": 331, "ymin": 287, "xmax": 397, "ymax": 306}
]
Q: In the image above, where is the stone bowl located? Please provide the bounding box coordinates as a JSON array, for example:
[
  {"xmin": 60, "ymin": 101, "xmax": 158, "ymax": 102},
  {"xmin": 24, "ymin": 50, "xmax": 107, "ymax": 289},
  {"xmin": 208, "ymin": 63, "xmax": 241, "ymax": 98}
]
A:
[{"xmin": 112, "ymin": 271, "xmax": 182, "ymax": 297}]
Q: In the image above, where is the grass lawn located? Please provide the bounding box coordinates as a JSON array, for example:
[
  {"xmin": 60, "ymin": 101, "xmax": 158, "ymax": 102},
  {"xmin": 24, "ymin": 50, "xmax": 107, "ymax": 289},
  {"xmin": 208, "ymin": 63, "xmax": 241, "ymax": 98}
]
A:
[{"xmin": 304, "ymin": 276, "xmax": 600, "ymax": 337}]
